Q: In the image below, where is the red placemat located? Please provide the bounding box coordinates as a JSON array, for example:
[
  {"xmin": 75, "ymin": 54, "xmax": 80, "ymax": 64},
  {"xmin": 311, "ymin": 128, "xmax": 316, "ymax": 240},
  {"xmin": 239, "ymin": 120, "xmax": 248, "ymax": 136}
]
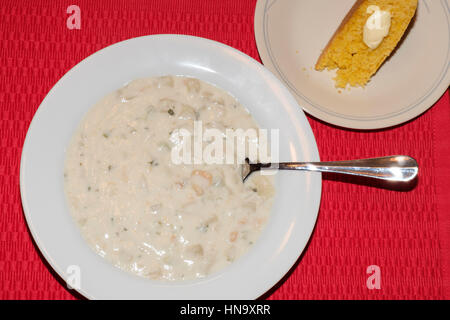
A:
[{"xmin": 0, "ymin": 0, "xmax": 448, "ymax": 300}]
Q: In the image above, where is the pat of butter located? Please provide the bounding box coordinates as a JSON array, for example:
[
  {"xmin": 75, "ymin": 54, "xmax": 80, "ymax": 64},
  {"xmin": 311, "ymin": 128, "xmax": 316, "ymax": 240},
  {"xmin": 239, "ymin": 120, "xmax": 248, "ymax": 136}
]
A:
[{"xmin": 363, "ymin": 5, "xmax": 391, "ymax": 50}]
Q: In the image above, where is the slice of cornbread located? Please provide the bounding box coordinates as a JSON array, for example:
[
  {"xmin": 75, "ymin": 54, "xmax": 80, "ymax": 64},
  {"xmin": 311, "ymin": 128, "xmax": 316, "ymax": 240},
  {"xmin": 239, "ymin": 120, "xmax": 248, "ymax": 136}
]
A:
[{"xmin": 315, "ymin": 0, "xmax": 418, "ymax": 88}]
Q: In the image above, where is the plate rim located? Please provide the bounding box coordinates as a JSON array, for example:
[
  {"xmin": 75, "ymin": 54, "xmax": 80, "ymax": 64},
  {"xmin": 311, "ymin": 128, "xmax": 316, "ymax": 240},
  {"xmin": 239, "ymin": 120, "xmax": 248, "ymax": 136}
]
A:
[{"xmin": 19, "ymin": 34, "xmax": 322, "ymax": 299}]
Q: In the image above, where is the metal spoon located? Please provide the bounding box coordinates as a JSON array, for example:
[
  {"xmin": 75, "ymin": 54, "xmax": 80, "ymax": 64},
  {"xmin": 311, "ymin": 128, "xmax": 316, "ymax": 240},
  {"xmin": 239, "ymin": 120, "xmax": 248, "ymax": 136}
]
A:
[{"xmin": 241, "ymin": 155, "xmax": 418, "ymax": 182}]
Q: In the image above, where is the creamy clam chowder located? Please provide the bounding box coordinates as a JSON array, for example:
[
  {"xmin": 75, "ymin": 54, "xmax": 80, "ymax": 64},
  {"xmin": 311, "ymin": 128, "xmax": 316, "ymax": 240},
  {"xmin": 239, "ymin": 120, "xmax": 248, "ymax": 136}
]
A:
[{"xmin": 64, "ymin": 76, "xmax": 275, "ymax": 281}]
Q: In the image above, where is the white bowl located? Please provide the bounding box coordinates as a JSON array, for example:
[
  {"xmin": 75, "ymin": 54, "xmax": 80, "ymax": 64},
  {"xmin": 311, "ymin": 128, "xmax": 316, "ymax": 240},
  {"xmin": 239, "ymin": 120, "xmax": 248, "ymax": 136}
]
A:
[{"xmin": 20, "ymin": 34, "xmax": 321, "ymax": 299}]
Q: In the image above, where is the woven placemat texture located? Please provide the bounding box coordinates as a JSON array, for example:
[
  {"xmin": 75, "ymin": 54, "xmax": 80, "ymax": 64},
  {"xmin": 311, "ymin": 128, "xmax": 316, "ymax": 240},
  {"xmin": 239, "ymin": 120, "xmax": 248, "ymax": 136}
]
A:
[{"xmin": 0, "ymin": 0, "xmax": 448, "ymax": 299}]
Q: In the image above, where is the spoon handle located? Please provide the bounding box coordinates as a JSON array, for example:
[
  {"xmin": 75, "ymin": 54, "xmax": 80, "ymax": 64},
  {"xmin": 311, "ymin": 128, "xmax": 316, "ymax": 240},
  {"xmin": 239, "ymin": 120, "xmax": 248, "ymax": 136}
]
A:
[{"xmin": 264, "ymin": 155, "xmax": 418, "ymax": 182}]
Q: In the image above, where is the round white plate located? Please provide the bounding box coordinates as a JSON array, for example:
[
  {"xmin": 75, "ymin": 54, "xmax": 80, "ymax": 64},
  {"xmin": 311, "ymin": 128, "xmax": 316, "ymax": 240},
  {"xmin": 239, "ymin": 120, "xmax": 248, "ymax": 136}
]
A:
[
  {"xmin": 255, "ymin": 0, "xmax": 450, "ymax": 129},
  {"xmin": 20, "ymin": 35, "xmax": 321, "ymax": 299}
]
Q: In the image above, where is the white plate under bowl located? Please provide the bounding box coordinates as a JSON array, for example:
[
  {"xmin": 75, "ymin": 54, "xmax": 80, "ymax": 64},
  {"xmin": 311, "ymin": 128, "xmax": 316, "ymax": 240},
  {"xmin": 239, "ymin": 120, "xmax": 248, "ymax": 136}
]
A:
[
  {"xmin": 255, "ymin": 0, "xmax": 450, "ymax": 129},
  {"xmin": 20, "ymin": 35, "xmax": 321, "ymax": 299}
]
